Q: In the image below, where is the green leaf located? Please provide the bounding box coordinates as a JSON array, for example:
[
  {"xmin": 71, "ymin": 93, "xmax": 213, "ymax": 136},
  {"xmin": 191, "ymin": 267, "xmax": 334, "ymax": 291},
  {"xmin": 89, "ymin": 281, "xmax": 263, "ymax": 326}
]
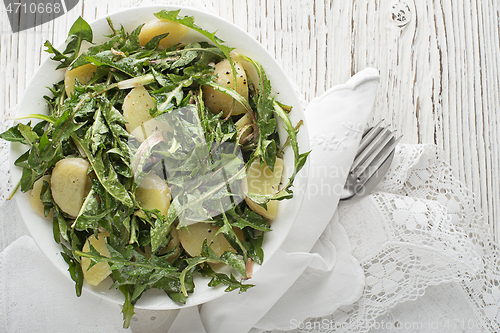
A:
[
  {"xmin": 19, "ymin": 165, "xmax": 35, "ymax": 192},
  {"xmin": 49, "ymin": 16, "xmax": 93, "ymax": 69},
  {"xmin": 205, "ymin": 82, "xmax": 252, "ymax": 114},
  {"xmin": 84, "ymin": 50, "xmax": 145, "ymax": 76},
  {"xmin": 43, "ymin": 40, "xmax": 68, "ymax": 64},
  {"xmin": 14, "ymin": 150, "xmax": 29, "ymax": 168},
  {"xmin": 73, "ymin": 188, "xmax": 112, "ymax": 231},
  {"xmin": 95, "ymin": 148, "xmax": 134, "ymax": 207},
  {"xmin": 119, "ymin": 285, "xmax": 135, "ymax": 329},
  {"xmin": 54, "ymin": 206, "xmax": 70, "ymax": 242},
  {"xmin": 130, "ymin": 131, "xmax": 165, "ymax": 186},
  {"xmin": 67, "ymin": 16, "xmax": 93, "ymax": 44},
  {"xmin": 90, "ymin": 106, "xmax": 109, "ymax": 153},
  {"xmin": 242, "ymin": 228, "xmax": 265, "ymax": 264},
  {"xmin": 144, "ymin": 33, "xmax": 170, "ymax": 50},
  {"xmin": 272, "ymin": 101, "xmax": 311, "ymax": 192},
  {"xmin": 154, "ymin": 10, "xmax": 235, "ymax": 60},
  {"xmin": 150, "ymin": 199, "xmax": 177, "ymax": 252},
  {"xmin": 262, "ymin": 139, "xmax": 277, "ymax": 171},
  {"xmin": 245, "ymin": 190, "xmax": 293, "ymax": 204},
  {"xmin": 71, "ymin": 34, "xmax": 125, "ymax": 69},
  {"xmin": 229, "ymin": 207, "xmax": 271, "ymax": 232},
  {"xmin": 53, "ymin": 107, "xmax": 86, "ymax": 145},
  {"xmin": 61, "ymin": 246, "xmax": 84, "ymax": 297},
  {"xmin": 72, "ymin": 135, "xmax": 133, "ymax": 207},
  {"xmin": 0, "ymin": 123, "xmax": 34, "ymax": 144},
  {"xmin": 39, "ymin": 179, "xmax": 54, "ymax": 218},
  {"xmin": 121, "ymin": 24, "xmax": 143, "ymax": 53},
  {"xmin": 18, "ymin": 123, "xmax": 40, "ymax": 145},
  {"xmin": 201, "ymin": 265, "xmax": 254, "ymax": 293},
  {"xmin": 170, "ymin": 43, "xmax": 200, "ymax": 68},
  {"xmin": 0, "ymin": 126, "xmax": 25, "ymax": 143}
]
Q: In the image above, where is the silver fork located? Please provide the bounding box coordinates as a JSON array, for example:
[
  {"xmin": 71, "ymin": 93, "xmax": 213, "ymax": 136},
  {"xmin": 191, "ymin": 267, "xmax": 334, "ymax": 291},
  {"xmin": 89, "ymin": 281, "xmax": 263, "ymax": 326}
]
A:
[{"xmin": 340, "ymin": 122, "xmax": 402, "ymax": 200}]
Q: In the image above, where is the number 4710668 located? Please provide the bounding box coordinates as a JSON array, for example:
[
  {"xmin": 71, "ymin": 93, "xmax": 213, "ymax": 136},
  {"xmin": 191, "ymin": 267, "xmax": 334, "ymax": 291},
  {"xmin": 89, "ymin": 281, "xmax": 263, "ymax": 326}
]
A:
[{"xmin": 6, "ymin": 2, "xmax": 63, "ymax": 15}]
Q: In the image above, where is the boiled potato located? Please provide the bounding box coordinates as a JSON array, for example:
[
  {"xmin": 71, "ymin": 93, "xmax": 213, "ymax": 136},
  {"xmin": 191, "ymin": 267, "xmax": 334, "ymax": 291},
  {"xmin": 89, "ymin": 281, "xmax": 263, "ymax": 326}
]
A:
[
  {"xmin": 122, "ymin": 85, "xmax": 171, "ymax": 141},
  {"xmin": 29, "ymin": 175, "xmax": 52, "ymax": 218},
  {"xmin": 64, "ymin": 63, "xmax": 97, "ymax": 96},
  {"xmin": 51, "ymin": 157, "xmax": 90, "ymax": 217},
  {"xmin": 243, "ymin": 158, "xmax": 284, "ymax": 220},
  {"xmin": 203, "ymin": 59, "xmax": 249, "ymax": 117},
  {"xmin": 235, "ymin": 113, "xmax": 253, "ymax": 144},
  {"xmin": 138, "ymin": 18, "xmax": 189, "ymax": 49},
  {"xmin": 122, "ymin": 85, "xmax": 155, "ymax": 134},
  {"xmin": 81, "ymin": 232, "xmax": 111, "ymax": 286},
  {"xmin": 135, "ymin": 173, "xmax": 172, "ymax": 217},
  {"xmin": 178, "ymin": 223, "xmax": 244, "ymax": 257}
]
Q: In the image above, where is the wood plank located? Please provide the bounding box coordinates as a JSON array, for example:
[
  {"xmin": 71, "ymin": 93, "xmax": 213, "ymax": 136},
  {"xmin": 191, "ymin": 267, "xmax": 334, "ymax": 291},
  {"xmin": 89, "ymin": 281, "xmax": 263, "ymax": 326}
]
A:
[{"xmin": 1, "ymin": 0, "xmax": 499, "ymax": 244}]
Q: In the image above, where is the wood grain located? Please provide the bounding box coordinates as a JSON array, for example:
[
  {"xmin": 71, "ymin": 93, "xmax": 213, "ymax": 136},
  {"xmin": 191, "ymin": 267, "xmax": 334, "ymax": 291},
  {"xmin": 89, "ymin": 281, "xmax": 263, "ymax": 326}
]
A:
[{"xmin": 1, "ymin": 0, "xmax": 499, "ymax": 244}]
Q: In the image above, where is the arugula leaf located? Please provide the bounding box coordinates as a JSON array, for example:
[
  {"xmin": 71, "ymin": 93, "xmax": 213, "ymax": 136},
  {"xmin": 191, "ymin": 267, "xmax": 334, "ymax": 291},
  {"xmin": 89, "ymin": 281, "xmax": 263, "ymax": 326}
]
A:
[
  {"xmin": 90, "ymin": 106, "xmax": 109, "ymax": 153},
  {"xmin": 0, "ymin": 123, "xmax": 32, "ymax": 144},
  {"xmin": 73, "ymin": 188, "xmax": 113, "ymax": 231},
  {"xmin": 61, "ymin": 245, "xmax": 84, "ymax": 297},
  {"xmin": 242, "ymin": 228, "xmax": 265, "ymax": 265},
  {"xmin": 119, "ymin": 285, "xmax": 135, "ymax": 329},
  {"xmin": 154, "ymin": 10, "xmax": 235, "ymax": 60},
  {"xmin": 84, "ymin": 50, "xmax": 145, "ymax": 76},
  {"xmin": 179, "ymin": 240, "xmax": 251, "ymax": 296},
  {"xmin": 229, "ymin": 206, "xmax": 271, "ymax": 232},
  {"xmin": 53, "ymin": 204, "xmax": 70, "ymax": 243},
  {"xmin": 121, "ymin": 24, "xmax": 144, "ymax": 53},
  {"xmin": 45, "ymin": 17, "xmax": 93, "ymax": 69},
  {"xmin": 236, "ymin": 54, "xmax": 277, "ymax": 170},
  {"xmin": 154, "ymin": 10, "xmax": 245, "ymax": 95},
  {"xmin": 201, "ymin": 265, "xmax": 254, "ymax": 293},
  {"xmin": 272, "ymin": 102, "xmax": 311, "ymax": 191},
  {"xmin": 144, "ymin": 33, "xmax": 170, "ymax": 50},
  {"xmin": 71, "ymin": 34, "xmax": 125, "ymax": 69},
  {"xmin": 72, "ymin": 135, "xmax": 133, "ymax": 207}
]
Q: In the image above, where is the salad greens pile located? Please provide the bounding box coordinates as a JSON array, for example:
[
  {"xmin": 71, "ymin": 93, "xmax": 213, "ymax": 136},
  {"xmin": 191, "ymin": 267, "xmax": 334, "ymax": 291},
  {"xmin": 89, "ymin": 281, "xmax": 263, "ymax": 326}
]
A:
[{"xmin": 1, "ymin": 10, "xmax": 309, "ymax": 327}]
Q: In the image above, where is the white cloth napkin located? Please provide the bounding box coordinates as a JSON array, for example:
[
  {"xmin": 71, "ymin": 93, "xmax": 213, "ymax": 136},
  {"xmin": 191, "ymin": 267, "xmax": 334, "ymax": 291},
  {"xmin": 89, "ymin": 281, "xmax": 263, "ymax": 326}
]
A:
[
  {"xmin": 0, "ymin": 235, "xmax": 129, "ymax": 332},
  {"xmin": 0, "ymin": 68, "xmax": 380, "ymax": 332}
]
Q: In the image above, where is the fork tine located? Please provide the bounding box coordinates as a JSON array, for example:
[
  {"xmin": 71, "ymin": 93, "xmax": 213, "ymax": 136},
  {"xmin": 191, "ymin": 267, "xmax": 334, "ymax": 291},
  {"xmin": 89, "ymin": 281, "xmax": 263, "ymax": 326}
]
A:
[
  {"xmin": 357, "ymin": 120, "xmax": 384, "ymax": 153},
  {"xmin": 352, "ymin": 127, "xmax": 392, "ymax": 172},
  {"xmin": 352, "ymin": 129, "xmax": 396, "ymax": 178},
  {"xmin": 357, "ymin": 135, "xmax": 402, "ymax": 183}
]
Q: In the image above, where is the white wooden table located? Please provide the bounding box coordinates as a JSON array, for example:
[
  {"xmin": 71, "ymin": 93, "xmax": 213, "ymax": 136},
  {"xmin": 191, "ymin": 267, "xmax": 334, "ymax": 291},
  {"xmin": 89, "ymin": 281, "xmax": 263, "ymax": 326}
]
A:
[{"xmin": 1, "ymin": 0, "xmax": 499, "ymax": 249}]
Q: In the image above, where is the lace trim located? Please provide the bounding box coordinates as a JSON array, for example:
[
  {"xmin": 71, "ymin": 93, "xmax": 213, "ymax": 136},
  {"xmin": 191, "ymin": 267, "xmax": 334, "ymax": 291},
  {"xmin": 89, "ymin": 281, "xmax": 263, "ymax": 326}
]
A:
[{"xmin": 264, "ymin": 144, "xmax": 499, "ymax": 332}]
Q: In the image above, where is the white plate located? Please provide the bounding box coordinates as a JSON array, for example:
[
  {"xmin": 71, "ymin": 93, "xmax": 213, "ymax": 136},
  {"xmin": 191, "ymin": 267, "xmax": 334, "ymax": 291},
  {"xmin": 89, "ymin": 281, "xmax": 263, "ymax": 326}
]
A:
[{"xmin": 11, "ymin": 5, "xmax": 309, "ymax": 310}]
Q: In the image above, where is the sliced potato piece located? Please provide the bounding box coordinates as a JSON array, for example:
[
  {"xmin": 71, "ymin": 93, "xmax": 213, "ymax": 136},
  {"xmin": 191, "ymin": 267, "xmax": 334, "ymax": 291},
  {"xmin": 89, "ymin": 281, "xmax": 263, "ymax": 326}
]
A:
[
  {"xmin": 203, "ymin": 59, "xmax": 249, "ymax": 117},
  {"xmin": 29, "ymin": 175, "xmax": 52, "ymax": 218},
  {"xmin": 178, "ymin": 223, "xmax": 244, "ymax": 257},
  {"xmin": 138, "ymin": 18, "xmax": 189, "ymax": 49},
  {"xmin": 64, "ymin": 63, "xmax": 97, "ymax": 96},
  {"xmin": 122, "ymin": 85, "xmax": 155, "ymax": 134},
  {"xmin": 129, "ymin": 119, "xmax": 172, "ymax": 142},
  {"xmin": 243, "ymin": 158, "xmax": 284, "ymax": 220},
  {"xmin": 50, "ymin": 157, "xmax": 90, "ymax": 217},
  {"xmin": 135, "ymin": 173, "xmax": 172, "ymax": 217},
  {"xmin": 81, "ymin": 232, "xmax": 111, "ymax": 286},
  {"xmin": 122, "ymin": 85, "xmax": 171, "ymax": 141}
]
